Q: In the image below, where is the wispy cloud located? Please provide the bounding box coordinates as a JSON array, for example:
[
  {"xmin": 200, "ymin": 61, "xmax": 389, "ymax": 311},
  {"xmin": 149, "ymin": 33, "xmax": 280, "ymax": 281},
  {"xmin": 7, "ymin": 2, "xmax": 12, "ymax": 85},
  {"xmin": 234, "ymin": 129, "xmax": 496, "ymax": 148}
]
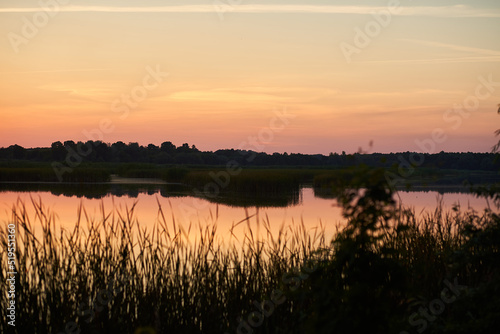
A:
[
  {"xmin": 0, "ymin": 5, "xmax": 499, "ymax": 18},
  {"xmin": 0, "ymin": 68, "xmax": 113, "ymax": 74},
  {"xmin": 400, "ymin": 39, "xmax": 500, "ymax": 57},
  {"xmin": 362, "ymin": 56, "xmax": 500, "ymax": 65},
  {"xmin": 367, "ymin": 39, "xmax": 500, "ymax": 65},
  {"xmin": 166, "ymin": 86, "xmax": 336, "ymax": 104}
]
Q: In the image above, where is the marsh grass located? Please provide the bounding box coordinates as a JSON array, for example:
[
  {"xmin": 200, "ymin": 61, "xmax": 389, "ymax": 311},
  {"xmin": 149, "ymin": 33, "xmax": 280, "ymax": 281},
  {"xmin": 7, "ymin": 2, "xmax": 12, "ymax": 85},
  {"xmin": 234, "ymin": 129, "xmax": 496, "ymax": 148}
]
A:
[
  {"xmin": 1, "ymin": 186, "xmax": 499, "ymax": 333},
  {"xmin": 313, "ymin": 168, "xmax": 500, "ymax": 191},
  {"xmin": 0, "ymin": 167, "xmax": 110, "ymax": 183},
  {"xmin": 182, "ymin": 169, "xmax": 315, "ymax": 196},
  {"xmin": 303, "ymin": 166, "xmax": 500, "ymax": 333},
  {"xmin": 0, "ymin": 197, "xmax": 326, "ymax": 334}
]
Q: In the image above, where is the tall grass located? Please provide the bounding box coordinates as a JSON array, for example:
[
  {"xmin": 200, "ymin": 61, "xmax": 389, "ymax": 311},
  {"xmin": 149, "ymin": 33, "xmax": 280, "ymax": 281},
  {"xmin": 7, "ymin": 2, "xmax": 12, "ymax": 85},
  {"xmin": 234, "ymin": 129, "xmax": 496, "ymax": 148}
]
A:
[
  {"xmin": 182, "ymin": 169, "xmax": 309, "ymax": 194},
  {"xmin": 0, "ymin": 197, "xmax": 326, "ymax": 334},
  {"xmin": 1, "ymin": 180, "xmax": 499, "ymax": 333},
  {"xmin": 0, "ymin": 167, "xmax": 110, "ymax": 183},
  {"xmin": 305, "ymin": 167, "xmax": 500, "ymax": 333},
  {"xmin": 313, "ymin": 168, "xmax": 500, "ymax": 190}
]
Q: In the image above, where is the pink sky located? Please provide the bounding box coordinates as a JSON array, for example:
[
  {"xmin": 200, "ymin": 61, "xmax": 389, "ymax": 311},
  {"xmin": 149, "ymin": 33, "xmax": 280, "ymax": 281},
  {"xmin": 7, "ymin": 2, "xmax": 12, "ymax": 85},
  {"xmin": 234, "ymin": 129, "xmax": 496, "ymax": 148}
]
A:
[{"xmin": 1, "ymin": 2, "xmax": 499, "ymax": 154}]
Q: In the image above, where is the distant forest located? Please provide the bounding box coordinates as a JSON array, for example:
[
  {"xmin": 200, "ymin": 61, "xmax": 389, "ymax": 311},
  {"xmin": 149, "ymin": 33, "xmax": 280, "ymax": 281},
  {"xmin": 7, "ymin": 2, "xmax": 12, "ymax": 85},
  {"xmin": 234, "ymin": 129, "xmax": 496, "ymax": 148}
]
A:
[{"xmin": 0, "ymin": 141, "xmax": 499, "ymax": 171}]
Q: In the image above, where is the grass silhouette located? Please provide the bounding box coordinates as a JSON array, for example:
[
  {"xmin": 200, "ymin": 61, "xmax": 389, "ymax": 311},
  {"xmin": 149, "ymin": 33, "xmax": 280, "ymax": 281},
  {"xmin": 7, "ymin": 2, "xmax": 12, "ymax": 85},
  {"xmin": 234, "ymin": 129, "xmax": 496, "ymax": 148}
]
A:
[{"xmin": 1, "ymin": 167, "xmax": 499, "ymax": 333}]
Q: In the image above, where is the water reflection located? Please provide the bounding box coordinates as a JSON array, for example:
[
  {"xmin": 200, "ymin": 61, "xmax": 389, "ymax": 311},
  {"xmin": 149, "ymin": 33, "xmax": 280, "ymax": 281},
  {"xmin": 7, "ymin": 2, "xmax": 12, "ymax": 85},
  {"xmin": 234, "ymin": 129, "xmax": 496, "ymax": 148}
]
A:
[
  {"xmin": 0, "ymin": 182, "xmax": 301, "ymax": 208},
  {"xmin": 0, "ymin": 183, "xmax": 490, "ymax": 248},
  {"xmin": 0, "ymin": 187, "xmax": 339, "ymax": 243},
  {"xmin": 314, "ymin": 184, "xmax": 476, "ymax": 200}
]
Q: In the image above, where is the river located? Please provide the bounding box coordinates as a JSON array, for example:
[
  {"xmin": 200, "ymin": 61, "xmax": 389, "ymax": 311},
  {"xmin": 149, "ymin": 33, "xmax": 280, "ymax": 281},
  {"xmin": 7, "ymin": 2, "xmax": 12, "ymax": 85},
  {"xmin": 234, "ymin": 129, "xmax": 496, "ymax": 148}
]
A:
[{"xmin": 0, "ymin": 183, "xmax": 489, "ymax": 244}]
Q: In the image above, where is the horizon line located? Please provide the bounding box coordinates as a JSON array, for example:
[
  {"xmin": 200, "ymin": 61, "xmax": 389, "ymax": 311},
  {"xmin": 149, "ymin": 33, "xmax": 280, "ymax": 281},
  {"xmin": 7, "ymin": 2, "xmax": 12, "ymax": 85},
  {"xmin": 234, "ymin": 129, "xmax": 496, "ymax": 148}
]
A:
[{"xmin": 1, "ymin": 143, "xmax": 494, "ymax": 155}]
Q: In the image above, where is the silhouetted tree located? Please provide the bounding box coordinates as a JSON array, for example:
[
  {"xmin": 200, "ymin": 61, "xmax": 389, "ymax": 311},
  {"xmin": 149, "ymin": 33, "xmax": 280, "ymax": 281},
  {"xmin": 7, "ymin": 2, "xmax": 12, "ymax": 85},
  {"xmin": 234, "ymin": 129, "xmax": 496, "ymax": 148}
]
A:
[
  {"xmin": 176, "ymin": 143, "xmax": 191, "ymax": 153},
  {"xmin": 9, "ymin": 145, "xmax": 25, "ymax": 160},
  {"xmin": 493, "ymin": 104, "xmax": 500, "ymax": 153},
  {"xmin": 94, "ymin": 141, "xmax": 110, "ymax": 162},
  {"xmin": 160, "ymin": 141, "xmax": 176, "ymax": 154},
  {"xmin": 63, "ymin": 140, "xmax": 76, "ymax": 149},
  {"xmin": 147, "ymin": 144, "xmax": 159, "ymax": 151},
  {"xmin": 0, "ymin": 140, "xmax": 499, "ymax": 171},
  {"xmin": 51, "ymin": 141, "xmax": 65, "ymax": 160}
]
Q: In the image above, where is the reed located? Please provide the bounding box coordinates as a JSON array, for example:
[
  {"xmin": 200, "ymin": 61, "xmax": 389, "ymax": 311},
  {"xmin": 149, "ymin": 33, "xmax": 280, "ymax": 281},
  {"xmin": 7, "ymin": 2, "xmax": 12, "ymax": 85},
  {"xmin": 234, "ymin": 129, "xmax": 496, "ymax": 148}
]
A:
[
  {"xmin": 0, "ymin": 167, "xmax": 110, "ymax": 183},
  {"xmin": 0, "ymin": 197, "xmax": 326, "ymax": 334},
  {"xmin": 1, "ymin": 190, "xmax": 499, "ymax": 333},
  {"xmin": 182, "ymin": 169, "xmax": 311, "ymax": 195}
]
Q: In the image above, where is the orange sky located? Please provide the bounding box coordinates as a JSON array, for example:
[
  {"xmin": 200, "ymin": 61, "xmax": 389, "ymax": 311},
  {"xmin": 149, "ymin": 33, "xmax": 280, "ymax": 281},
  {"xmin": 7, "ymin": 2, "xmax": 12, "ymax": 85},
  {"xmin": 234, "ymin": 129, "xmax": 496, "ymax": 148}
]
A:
[{"xmin": 1, "ymin": 1, "xmax": 499, "ymax": 154}]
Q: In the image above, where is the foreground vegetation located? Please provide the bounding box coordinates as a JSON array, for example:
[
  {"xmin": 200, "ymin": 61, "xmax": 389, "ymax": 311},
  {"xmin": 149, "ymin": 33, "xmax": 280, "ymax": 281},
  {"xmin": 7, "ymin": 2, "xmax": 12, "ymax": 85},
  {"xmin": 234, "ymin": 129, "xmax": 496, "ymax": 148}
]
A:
[{"xmin": 1, "ymin": 168, "xmax": 499, "ymax": 333}]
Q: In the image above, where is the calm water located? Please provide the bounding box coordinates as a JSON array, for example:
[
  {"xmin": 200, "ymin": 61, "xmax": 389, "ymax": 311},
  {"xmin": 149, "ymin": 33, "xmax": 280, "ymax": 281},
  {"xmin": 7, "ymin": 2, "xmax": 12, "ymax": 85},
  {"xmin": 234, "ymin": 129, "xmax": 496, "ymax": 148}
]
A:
[{"xmin": 0, "ymin": 183, "xmax": 489, "ymax": 243}]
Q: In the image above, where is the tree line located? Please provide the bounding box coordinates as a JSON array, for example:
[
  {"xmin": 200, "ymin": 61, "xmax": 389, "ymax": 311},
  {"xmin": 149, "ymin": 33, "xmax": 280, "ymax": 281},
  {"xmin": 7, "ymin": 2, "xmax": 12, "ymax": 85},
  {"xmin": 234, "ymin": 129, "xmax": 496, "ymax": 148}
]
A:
[{"xmin": 0, "ymin": 140, "xmax": 498, "ymax": 171}]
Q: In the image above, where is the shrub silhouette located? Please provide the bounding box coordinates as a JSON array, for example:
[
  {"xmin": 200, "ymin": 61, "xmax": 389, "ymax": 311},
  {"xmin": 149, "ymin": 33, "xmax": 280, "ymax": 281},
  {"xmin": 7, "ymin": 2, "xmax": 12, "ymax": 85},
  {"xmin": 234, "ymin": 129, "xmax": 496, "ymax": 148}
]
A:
[
  {"xmin": 293, "ymin": 163, "xmax": 500, "ymax": 334},
  {"xmin": 295, "ymin": 166, "xmax": 409, "ymax": 333}
]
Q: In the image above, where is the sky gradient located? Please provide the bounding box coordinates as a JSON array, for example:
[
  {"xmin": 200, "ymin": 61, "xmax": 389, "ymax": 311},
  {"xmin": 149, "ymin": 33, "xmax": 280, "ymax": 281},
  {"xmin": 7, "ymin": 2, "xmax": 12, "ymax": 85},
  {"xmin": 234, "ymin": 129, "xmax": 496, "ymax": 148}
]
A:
[{"xmin": 1, "ymin": 0, "xmax": 499, "ymax": 154}]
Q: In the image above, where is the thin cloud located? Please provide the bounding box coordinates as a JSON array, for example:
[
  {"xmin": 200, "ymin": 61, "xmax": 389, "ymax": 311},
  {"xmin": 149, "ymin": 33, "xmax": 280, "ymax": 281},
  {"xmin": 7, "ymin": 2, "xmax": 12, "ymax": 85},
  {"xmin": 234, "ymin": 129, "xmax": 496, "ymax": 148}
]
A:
[
  {"xmin": 399, "ymin": 39, "xmax": 500, "ymax": 57},
  {"xmin": 370, "ymin": 39, "xmax": 500, "ymax": 65},
  {"xmin": 362, "ymin": 56, "xmax": 500, "ymax": 65},
  {"xmin": 0, "ymin": 5, "xmax": 499, "ymax": 18},
  {"xmin": 0, "ymin": 68, "xmax": 113, "ymax": 74}
]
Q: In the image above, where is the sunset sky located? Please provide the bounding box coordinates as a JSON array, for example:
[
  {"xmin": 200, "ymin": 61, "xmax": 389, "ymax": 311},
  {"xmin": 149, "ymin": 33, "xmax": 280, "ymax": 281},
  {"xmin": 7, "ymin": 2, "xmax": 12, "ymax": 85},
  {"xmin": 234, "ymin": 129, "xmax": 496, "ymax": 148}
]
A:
[{"xmin": 1, "ymin": 0, "xmax": 499, "ymax": 154}]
